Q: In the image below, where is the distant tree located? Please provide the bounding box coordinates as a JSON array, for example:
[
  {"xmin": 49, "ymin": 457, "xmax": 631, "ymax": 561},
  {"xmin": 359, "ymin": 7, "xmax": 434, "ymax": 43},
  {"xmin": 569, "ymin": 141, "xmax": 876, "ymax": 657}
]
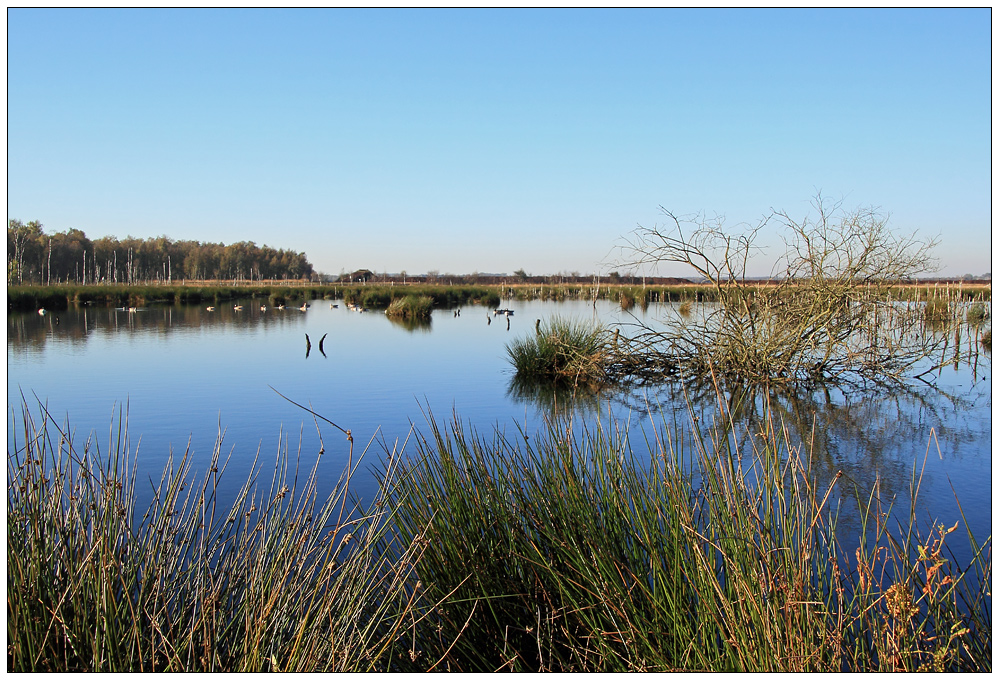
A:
[
  {"xmin": 8, "ymin": 219, "xmax": 45, "ymax": 284},
  {"xmin": 7, "ymin": 220, "xmax": 315, "ymax": 284},
  {"xmin": 513, "ymin": 268, "xmax": 529, "ymax": 282}
]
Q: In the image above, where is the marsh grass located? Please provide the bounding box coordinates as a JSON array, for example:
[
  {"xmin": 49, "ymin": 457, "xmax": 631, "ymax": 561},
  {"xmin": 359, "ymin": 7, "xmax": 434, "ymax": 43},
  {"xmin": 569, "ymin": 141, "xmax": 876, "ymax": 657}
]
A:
[
  {"xmin": 966, "ymin": 302, "xmax": 988, "ymax": 324},
  {"xmin": 385, "ymin": 295, "xmax": 434, "ymax": 320},
  {"xmin": 924, "ymin": 296, "xmax": 952, "ymax": 322},
  {"xmin": 384, "ymin": 399, "xmax": 991, "ymax": 671},
  {"xmin": 7, "ymin": 394, "xmax": 991, "ymax": 672},
  {"xmin": 506, "ymin": 317, "xmax": 610, "ymax": 388},
  {"xmin": 7, "ymin": 399, "xmax": 446, "ymax": 672},
  {"xmin": 619, "ymin": 290, "xmax": 636, "ymax": 310}
]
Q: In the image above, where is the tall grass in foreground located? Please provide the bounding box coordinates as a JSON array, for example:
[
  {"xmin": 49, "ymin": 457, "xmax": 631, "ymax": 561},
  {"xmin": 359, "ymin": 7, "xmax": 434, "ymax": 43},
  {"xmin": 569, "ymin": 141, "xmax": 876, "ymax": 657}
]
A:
[
  {"xmin": 7, "ymin": 401, "xmax": 442, "ymax": 672},
  {"xmin": 9, "ymin": 397, "xmax": 991, "ymax": 671},
  {"xmin": 384, "ymin": 402, "xmax": 991, "ymax": 671}
]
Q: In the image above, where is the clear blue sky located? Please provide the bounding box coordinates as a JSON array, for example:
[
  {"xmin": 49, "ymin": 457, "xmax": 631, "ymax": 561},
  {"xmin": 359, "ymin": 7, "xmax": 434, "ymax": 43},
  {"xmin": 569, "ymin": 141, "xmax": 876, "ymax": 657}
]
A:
[{"xmin": 7, "ymin": 8, "xmax": 992, "ymax": 278}]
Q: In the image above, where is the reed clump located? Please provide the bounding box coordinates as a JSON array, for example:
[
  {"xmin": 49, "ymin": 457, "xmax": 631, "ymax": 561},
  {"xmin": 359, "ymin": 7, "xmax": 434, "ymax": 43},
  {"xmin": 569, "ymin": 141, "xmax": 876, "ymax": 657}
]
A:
[
  {"xmin": 506, "ymin": 317, "xmax": 610, "ymax": 388},
  {"xmin": 385, "ymin": 295, "xmax": 434, "ymax": 320},
  {"xmin": 966, "ymin": 302, "xmax": 988, "ymax": 324},
  {"xmin": 924, "ymin": 296, "xmax": 952, "ymax": 322},
  {"xmin": 619, "ymin": 290, "xmax": 636, "ymax": 310}
]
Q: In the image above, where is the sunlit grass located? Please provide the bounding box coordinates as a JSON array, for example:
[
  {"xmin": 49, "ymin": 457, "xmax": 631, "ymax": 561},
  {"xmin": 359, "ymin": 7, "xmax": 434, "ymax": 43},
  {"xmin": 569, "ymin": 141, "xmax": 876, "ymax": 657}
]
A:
[
  {"xmin": 506, "ymin": 317, "xmax": 610, "ymax": 388},
  {"xmin": 7, "ymin": 394, "xmax": 992, "ymax": 671},
  {"xmin": 7, "ymin": 399, "xmax": 443, "ymax": 672},
  {"xmin": 385, "ymin": 400, "xmax": 992, "ymax": 671}
]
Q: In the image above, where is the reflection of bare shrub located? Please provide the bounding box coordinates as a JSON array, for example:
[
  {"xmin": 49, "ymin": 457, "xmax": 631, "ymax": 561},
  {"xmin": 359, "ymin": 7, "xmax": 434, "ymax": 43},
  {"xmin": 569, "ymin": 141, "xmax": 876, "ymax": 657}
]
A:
[{"xmin": 617, "ymin": 194, "xmax": 942, "ymax": 385}]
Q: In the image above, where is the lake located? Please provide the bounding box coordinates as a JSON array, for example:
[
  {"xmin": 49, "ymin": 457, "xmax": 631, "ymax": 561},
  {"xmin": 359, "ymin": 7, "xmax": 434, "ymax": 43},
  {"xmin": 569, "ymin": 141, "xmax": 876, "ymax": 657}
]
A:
[{"xmin": 7, "ymin": 296, "xmax": 993, "ymax": 564}]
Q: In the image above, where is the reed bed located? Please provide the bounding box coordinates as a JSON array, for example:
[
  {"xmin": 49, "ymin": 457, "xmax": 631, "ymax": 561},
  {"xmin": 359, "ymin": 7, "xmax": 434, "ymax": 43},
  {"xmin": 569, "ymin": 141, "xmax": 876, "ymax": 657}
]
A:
[
  {"xmin": 7, "ymin": 395, "xmax": 991, "ymax": 671},
  {"xmin": 7, "ymin": 400, "xmax": 446, "ymax": 672},
  {"xmin": 384, "ymin": 401, "xmax": 991, "ymax": 672}
]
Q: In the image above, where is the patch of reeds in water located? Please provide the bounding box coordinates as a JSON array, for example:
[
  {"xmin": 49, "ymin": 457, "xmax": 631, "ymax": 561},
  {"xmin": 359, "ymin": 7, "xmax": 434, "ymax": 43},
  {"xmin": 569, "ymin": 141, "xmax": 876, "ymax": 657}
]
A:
[
  {"xmin": 7, "ymin": 395, "xmax": 991, "ymax": 671},
  {"xmin": 385, "ymin": 402, "xmax": 991, "ymax": 671},
  {"xmin": 385, "ymin": 294, "xmax": 434, "ymax": 320},
  {"xmin": 506, "ymin": 317, "xmax": 610, "ymax": 388},
  {"xmin": 966, "ymin": 302, "xmax": 989, "ymax": 324},
  {"xmin": 7, "ymin": 400, "xmax": 441, "ymax": 672},
  {"xmin": 924, "ymin": 296, "xmax": 952, "ymax": 322}
]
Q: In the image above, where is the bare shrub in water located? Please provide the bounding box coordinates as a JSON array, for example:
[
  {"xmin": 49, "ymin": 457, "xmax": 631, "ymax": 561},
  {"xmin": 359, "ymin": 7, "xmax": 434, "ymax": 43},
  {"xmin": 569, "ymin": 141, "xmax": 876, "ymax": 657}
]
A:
[{"xmin": 616, "ymin": 194, "xmax": 942, "ymax": 384}]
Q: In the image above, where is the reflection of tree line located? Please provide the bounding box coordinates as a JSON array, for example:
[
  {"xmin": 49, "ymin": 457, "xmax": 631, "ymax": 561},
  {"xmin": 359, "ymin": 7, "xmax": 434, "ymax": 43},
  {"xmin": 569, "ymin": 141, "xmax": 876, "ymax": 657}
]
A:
[
  {"xmin": 507, "ymin": 374, "xmax": 988, "ymax": 533},
  {"xmin": 6, "ymin": 305, "xmax": 312, "ymax": 348}
]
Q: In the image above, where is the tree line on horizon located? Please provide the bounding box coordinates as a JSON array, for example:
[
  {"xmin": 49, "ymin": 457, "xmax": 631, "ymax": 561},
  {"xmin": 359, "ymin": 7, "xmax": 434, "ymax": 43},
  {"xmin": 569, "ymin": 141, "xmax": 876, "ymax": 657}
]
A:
[{"xmin": 7, "ymin": 220, "xmax": 314, "ymax": 285}]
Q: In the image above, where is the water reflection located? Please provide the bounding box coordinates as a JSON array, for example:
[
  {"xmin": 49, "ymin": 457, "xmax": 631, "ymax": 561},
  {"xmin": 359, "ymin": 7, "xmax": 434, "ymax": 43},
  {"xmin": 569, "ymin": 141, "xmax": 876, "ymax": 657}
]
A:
[
  {"xmin": 7, "ymin": 299, "xmax": 313, "ymax": 351},
  {"xmin": 506, "ymin": 367, "xmax": 990, "ymax": 552},
  {"xmin": 505, "ymin": 374, "xmax": 605, "ymax": 419},
  {"xmin": 8, "ymin": 298, "xmax": 991, "ymax": 567},
  {"xmin": 386, "ymin": 315, "xmax": 433, "ymax": 333}
]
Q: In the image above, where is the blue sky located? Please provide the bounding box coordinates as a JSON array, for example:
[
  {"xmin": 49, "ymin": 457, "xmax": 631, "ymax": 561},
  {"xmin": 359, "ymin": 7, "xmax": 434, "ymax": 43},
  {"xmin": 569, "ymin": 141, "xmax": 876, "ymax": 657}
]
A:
[{"xmin": 7, "ymin": 8, "xmax": 992, "ymax": 277}]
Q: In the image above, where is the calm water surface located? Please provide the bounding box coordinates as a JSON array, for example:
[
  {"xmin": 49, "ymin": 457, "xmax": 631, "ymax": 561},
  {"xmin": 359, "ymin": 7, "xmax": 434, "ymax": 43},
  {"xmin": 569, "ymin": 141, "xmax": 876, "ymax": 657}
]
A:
[{"xmin": 7, "ymin": 297, "xmax": 993, "ymax": 561}]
